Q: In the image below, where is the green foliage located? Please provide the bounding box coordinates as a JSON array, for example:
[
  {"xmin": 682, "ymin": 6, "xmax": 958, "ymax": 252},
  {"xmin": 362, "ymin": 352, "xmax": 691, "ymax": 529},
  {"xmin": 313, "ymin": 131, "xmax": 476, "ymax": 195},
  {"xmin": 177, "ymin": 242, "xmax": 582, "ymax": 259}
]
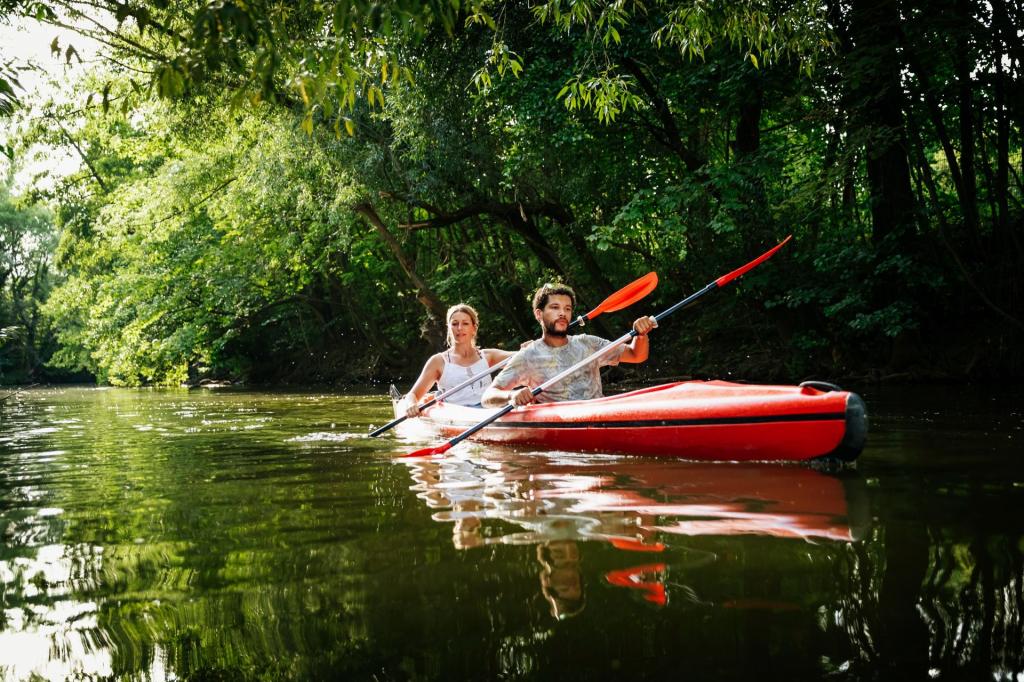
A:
[
  {"xmin": 39, "ymin": 99, "xmax": 409, "ymax": 385},
  {"xmin": 3, "ymin": 0, "xmax": 1021, "ymax": 385},
  {"xmin": 0, "ymin": 165, "xmax": 58, "ymax": 382},
  {"xmin": 0, "ymin": 58, "xmax": 24, "ymax": 118},
  {"xmin": 557, "ymin": 71, "xmax": 644, "ymax": 123}
]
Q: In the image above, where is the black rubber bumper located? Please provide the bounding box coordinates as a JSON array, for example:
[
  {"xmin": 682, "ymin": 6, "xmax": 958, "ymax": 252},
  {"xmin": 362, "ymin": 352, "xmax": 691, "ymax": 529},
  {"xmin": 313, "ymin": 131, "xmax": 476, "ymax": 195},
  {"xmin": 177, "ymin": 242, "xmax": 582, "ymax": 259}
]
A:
[{"xmin": 825, "ymin": 392, "xmax": 868, "ymax": 462}]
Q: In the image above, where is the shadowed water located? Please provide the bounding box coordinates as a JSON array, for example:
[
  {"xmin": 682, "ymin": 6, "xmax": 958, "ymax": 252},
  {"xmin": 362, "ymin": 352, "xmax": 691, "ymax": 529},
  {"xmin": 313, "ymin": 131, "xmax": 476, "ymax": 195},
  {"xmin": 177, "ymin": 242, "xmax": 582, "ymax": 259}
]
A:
[{"xmin": 0, "ymin": 385, "xmax": 1021, "ymax": 680}]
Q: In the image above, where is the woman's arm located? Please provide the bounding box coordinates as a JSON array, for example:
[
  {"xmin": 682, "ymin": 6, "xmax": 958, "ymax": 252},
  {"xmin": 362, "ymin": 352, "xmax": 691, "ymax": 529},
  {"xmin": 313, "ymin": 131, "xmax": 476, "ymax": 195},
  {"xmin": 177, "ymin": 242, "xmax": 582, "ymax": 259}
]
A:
[
  {"xmin": 404, "ymin": 354, "xmax": 444, "ymax": 417},
  {"xmin": 483, "ymin": 348, "xmax": 516, "ymax": 364},
  {"xmin": 483, "ymin": 339, "xmax": 534, "ymax": 365}
]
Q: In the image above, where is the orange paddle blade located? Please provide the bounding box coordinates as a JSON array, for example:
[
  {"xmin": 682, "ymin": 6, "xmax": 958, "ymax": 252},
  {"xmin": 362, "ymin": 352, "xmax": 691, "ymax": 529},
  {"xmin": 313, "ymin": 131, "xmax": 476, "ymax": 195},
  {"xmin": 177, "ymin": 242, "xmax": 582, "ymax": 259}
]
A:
[
  {"xmin": 402, "ymin": 443, "xmax": 452, "ymax": 458},
  {"xmin": 582, "ymin": 271, "xmax": 658, "ymax": 320},
  {"xmin": 715, "ymin": 236, "xmax": 791, "ymax": 287}
]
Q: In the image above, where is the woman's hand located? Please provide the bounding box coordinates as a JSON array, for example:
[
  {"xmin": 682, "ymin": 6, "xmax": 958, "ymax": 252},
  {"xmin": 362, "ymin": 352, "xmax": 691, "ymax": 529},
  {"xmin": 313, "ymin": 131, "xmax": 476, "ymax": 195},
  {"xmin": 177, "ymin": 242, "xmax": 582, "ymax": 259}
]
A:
[{"xmin": 404, "ymin": 395, "xmax": 422, "ymax": 418}]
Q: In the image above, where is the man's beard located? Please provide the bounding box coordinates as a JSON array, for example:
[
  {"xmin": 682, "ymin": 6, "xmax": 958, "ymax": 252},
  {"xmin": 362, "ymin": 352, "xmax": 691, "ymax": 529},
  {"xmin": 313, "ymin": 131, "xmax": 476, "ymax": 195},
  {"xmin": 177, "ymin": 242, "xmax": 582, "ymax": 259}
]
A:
[{"xmin": 543, "ymin": 319, "xmax": 569, "ymax": 337}]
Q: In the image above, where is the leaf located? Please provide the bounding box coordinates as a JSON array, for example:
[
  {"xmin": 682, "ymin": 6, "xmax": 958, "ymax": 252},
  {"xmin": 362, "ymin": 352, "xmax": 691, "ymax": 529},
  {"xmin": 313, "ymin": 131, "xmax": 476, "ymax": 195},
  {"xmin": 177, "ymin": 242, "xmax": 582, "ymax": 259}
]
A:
[
  {"xmin": 332, "ymin": 0, "xmax": 350, "ymax": 33},
  {"xmin": 50, "ymin": 36, "xmax": 59, "ymax": 56}
]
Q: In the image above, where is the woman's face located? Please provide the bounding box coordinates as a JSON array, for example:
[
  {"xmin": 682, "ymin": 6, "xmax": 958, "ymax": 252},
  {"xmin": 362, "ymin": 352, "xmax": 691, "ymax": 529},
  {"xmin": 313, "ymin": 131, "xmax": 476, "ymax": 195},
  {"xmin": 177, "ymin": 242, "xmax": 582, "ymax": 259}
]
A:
[{"xmin": 449, "ymin": 312, "xmax": 477, "ymax": 345}]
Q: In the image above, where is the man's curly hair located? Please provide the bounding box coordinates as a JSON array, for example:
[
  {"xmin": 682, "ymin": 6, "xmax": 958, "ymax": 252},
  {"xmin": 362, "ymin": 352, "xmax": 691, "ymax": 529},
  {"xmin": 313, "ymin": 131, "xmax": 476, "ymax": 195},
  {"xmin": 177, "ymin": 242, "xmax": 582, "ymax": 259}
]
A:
[{"xmin": 532, "ymin": 283, "xmax": 576, "ymax": 311}]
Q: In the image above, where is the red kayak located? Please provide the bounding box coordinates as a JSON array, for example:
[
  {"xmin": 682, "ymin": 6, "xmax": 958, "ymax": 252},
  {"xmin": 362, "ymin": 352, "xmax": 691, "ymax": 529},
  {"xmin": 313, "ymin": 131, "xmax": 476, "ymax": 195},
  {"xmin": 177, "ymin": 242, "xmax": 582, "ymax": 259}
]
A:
[{"xmin": 395, "ymin": 380, "xmax": 867, "ymax": 462}]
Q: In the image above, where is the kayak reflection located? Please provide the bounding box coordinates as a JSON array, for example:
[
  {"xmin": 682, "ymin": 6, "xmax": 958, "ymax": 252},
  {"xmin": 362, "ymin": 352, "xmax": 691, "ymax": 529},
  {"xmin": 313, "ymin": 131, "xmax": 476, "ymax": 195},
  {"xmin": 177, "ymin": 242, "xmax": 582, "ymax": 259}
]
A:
[{"xmin": 401, "ymin": 452, "xmax": 869, "ymax": 615}]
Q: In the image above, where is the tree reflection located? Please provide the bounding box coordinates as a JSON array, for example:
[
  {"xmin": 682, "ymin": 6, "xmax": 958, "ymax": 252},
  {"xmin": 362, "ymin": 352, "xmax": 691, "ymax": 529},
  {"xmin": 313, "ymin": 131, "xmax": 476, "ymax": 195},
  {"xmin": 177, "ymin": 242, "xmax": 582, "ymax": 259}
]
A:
[
  {"xmin": 3, "ymin": 388, "xmax": 1022, "ymax": 679},
  {"xmin": 825, "ymin": 488, "xmax": 1024, "ymax": 678}
]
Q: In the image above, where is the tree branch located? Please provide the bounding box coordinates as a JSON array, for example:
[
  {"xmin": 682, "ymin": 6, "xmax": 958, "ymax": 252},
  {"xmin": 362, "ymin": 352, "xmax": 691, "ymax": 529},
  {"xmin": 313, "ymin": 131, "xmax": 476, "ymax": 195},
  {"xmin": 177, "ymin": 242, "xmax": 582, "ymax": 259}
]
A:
[{"xmin": 352, "ymin": 202, "xmax": 447, "ymax": 324}]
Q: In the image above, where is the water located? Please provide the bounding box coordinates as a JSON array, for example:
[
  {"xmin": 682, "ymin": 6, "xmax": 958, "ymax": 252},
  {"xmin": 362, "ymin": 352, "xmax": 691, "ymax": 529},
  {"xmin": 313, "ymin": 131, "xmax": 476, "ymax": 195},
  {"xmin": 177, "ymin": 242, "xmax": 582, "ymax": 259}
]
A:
[{"xmin": 0, "ymin": 385, "xmax": 1021, "ymax": 680}]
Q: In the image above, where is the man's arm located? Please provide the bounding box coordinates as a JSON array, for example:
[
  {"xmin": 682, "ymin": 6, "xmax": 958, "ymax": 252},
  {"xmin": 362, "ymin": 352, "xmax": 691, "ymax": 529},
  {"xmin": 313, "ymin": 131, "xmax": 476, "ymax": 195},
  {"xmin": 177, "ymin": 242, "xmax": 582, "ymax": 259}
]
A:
[
  {"xmin": 482, "ymin": 384, "xmax": 534, "ymax": 408},
  {"xmin": 482, "ymin": 353, "xmax": 533, "ymax": 407},
  {"xmin": 619, "ymin": 316, "xmax": 657, "ymax": 363}
]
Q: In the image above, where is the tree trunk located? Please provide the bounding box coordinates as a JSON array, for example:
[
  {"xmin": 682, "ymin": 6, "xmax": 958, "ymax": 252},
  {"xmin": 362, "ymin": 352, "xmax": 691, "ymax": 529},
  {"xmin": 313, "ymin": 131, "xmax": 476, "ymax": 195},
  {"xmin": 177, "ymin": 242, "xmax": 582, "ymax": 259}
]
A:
[
  {"xmin": 907, "ymin": 112, "xmax": 1024, "ymax": 331},
  {"xmin": 953, "ymin": 0, "xmax": 980, "ymax": 234},
  {"xmin": 902, "ymin": 53, "xmax": 974, "ymax": 237},
  {"xmin": 501, "ymin": 208, "xmax": 569, "ymax": 281},
  {"xmin": 733, "ymin": 63, "xmax": 771, "ymax": 247},
  {"xmin": 846, "ymin": 0, "xmax": 917, "ymax": 247},
  {"xmin": 352, "ymin": 202, "xmax": 448, "ymax": 330},
  {"xmin": 991, "ymin": 0, "xmax": 1013, "ymax": 241}
]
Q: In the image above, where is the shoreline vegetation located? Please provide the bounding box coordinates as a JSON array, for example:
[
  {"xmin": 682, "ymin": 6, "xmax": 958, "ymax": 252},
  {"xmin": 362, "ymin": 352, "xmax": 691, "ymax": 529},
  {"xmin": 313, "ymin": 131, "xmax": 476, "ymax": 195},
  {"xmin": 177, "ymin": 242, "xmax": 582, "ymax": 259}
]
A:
[{"xmin": 0, "ymin": 1, "xmax": 1020, "ymax": 390}]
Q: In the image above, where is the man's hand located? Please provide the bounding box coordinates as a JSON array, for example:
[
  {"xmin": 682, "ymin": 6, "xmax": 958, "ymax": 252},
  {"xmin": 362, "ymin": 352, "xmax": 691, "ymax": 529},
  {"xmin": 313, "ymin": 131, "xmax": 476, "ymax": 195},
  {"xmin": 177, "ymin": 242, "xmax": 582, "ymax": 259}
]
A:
[
  {"xmin": 510, "ymin": 387, "xmax": 535, "ymax": 406},
  {"xmin": 632, "ymin": 316, "xmax": 658, "ymax": 336}
]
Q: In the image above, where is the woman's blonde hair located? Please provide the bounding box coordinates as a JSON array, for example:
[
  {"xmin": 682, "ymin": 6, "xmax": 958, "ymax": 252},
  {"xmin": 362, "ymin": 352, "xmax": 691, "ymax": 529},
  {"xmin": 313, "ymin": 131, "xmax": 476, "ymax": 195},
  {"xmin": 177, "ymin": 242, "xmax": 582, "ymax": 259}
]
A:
[{"xmin": 446, "ymin": 303, "xmax": 480, "ymax": 348}]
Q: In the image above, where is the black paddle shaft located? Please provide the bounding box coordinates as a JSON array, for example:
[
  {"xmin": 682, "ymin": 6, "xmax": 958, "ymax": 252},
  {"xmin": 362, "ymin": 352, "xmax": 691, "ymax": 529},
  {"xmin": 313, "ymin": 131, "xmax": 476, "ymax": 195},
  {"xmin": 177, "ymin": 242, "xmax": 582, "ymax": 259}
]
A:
[{"xmin": 652, "ymin": 282, "xmax": 718, "ymax": 325}]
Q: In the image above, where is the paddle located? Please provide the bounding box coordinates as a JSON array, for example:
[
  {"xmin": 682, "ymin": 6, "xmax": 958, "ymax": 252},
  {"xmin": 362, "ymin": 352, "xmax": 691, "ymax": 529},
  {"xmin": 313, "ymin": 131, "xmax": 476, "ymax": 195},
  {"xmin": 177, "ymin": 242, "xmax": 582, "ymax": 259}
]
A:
[
  {"xmin": 402, "ymin": 236, "xmax": 791, "ymax": 458},
  {"xmin": 368, "ymin": 271, "xmax": 658, "ymax": 438}
]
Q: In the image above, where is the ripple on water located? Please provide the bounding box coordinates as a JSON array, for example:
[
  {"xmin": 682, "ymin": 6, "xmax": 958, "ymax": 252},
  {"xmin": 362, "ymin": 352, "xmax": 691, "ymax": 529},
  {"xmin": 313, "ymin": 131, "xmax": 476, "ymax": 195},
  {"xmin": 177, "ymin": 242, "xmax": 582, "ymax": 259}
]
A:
[
  {"xmin": 286, "ymin": 432, "xmax": 362, "ymax": 443},
  {"xmin": 10, "ymin": 386, "xmax": 1023, "ymax": 679}
]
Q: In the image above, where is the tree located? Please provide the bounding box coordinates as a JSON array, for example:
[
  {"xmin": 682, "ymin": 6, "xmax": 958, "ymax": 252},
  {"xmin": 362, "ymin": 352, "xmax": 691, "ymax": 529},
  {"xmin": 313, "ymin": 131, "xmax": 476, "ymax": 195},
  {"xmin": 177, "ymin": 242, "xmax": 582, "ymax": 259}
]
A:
[{"xmin": 0, "ymin": 163, "xmax": 57, "ymax": 382}]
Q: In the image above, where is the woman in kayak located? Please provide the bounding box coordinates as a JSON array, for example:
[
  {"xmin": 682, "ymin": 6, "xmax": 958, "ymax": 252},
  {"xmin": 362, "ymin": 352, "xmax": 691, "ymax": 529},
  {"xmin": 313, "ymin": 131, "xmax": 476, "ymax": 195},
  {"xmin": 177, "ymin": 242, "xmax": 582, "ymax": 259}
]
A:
[{"xmin": 402, "ymin": 303, "xmax": 519, "ymax": 417}]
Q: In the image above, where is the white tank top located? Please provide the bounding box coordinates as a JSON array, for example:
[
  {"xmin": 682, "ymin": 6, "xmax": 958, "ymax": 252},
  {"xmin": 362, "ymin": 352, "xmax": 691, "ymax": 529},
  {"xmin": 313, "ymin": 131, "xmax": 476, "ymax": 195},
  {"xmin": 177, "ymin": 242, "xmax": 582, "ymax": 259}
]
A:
[{"xmin": 437, "ymin": 350, "xmax": 491, "ymax": 406}]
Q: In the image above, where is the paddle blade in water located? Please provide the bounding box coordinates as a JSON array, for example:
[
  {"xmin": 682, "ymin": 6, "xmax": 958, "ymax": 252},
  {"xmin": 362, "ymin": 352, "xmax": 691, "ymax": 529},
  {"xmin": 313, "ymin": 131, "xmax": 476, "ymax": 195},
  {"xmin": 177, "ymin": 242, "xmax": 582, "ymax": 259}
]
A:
[
  {"xmin": 609, "ymin": 538, "xmax": 667, "ymax": 552},
  {"xmin": 583, "ymin": 271, "xmax": 658, "ymax": 319},
  {"xmin": 401, "ymin": 442, "xmax": 452, "ymax": 458},
  {"xmin": 715, "ymin": 235, "xmax": 792, "ymax": 287}
]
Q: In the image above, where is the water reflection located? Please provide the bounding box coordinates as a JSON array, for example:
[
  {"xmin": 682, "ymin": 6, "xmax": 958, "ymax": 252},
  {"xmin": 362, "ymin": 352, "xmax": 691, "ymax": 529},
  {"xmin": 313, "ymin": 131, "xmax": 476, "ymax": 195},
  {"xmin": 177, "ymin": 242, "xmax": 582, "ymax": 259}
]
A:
[
  {"xmin": 0, "ymin": 387, "xmax": 392, "ymax": 680},
  {"xmin": 1, "ymin": 387, "xmax": 1021, "ymax": 679},
  {"xmin": 403, "ymin": 453, "xmax": 869, "ymax": 616}
]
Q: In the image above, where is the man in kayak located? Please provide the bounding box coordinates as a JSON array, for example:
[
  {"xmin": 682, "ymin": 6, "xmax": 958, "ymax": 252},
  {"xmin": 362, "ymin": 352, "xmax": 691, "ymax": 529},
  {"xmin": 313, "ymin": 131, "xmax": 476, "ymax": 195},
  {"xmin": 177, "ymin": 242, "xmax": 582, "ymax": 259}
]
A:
[{"xmin": 482, "ymin": 283, "xmax": 656, "ymax": 407}]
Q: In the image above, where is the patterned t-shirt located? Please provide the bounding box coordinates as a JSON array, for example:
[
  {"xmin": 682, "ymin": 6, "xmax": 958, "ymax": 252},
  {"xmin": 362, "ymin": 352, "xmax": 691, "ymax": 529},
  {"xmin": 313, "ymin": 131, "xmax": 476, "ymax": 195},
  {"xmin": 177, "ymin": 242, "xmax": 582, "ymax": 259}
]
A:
[{"xmin": 490, "ymin": 334, "xmax": 627, "ymax": 403}]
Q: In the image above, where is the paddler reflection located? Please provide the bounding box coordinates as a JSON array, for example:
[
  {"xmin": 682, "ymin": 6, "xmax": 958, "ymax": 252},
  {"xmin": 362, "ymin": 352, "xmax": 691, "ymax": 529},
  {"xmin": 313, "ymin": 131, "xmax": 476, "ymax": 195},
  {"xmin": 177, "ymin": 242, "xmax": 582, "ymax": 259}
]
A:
[{"xmin": 403, "ymin": 453, "xmax": 869, "ymax": 617}]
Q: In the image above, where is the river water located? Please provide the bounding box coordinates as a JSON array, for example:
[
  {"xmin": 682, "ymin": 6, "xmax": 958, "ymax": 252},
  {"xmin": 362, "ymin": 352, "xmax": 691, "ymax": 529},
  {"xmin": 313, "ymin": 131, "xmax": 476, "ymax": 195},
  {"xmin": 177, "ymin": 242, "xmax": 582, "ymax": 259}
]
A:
[{"xmin": 0, "ymin": 384, "xmax": 1021, "ymax": 680}]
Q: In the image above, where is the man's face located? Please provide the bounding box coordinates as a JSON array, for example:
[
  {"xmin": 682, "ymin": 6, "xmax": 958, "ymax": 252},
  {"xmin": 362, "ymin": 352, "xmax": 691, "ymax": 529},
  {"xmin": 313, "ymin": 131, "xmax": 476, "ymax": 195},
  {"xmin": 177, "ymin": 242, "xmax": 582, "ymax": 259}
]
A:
[{"xmin": 535, "ymin": 294, "xmax": 573, "ymax": 337}]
